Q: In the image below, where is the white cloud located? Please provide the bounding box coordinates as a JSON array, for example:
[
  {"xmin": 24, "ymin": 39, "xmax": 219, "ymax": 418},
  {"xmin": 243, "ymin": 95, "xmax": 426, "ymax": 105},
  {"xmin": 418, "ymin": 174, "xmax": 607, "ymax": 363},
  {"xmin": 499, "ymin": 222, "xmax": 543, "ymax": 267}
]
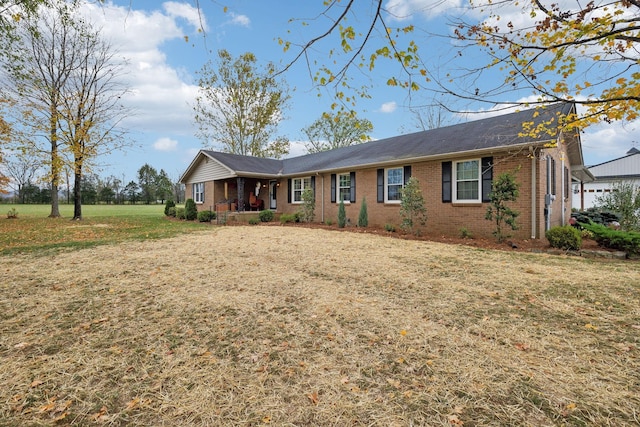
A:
[
  {"xmin": 228, "ymin": 12, "xmax": 250, "ymax": 27},
  {"xmin": 76, "ymin": 2, "xmax": 203, "ymax": 135},
  {"xmin": 378, "ymin": 101, "xmax": 398, "ymax": 113},
  {"xmin": 163, "ymin": 1, "xmax": 209, "ymax": 32},
  {"xmin": 384, "ymin": 0, "xmax": 465, "ymax": 20},
  {"xmin": 153, "ymin": 137, "xmax": 179, "ymax": 151}
]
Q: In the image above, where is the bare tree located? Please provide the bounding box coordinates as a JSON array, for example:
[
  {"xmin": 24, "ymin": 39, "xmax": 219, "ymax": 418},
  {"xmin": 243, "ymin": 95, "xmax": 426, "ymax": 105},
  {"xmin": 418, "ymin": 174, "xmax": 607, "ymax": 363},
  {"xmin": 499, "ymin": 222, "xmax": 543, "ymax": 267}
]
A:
[
  {"xmin": 57, "ymin": 20, "xmax": 130, "ymax": 220},
  {"xmin": 1, "ymin": 1, "xmax": 130, "ymax": 219},
  {"xmin": 3, "ymin": 150, "xmax": 42, "ymax": 202},
  {"xmin": 1, "ymin": 2, "xmax": 84, "ymax": 216}
]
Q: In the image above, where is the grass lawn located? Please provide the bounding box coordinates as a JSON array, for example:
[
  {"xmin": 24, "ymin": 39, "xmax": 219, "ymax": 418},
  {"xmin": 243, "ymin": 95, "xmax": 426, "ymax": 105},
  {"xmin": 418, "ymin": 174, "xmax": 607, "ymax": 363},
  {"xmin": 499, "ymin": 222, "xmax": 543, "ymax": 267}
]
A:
[
  {"xmin": 0, "ymin": 222, "xmax": 638, "ymax": 426},
  {"xmin": 0, "ymin": 204, "xmax": 203, "ymax": 255}
]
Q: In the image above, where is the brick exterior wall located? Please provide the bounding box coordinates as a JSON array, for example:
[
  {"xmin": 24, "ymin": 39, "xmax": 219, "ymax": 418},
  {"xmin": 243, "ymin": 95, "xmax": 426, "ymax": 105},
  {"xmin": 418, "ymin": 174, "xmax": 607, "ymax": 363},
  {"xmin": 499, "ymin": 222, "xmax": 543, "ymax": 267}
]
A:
[
  {"xmin": 277, "ymin": 147, "xmax": 572, "ymax": 240},
  {"xmin": 184, "ymin": 145, "xmax": 573, "ymax": 240}
]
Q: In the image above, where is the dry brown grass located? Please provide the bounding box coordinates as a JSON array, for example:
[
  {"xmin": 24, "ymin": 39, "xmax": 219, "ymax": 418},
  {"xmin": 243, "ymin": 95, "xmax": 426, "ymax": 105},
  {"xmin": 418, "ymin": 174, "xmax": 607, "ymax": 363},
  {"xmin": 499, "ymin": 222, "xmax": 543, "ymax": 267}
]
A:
[{"xmin": 1, "ymin": 226, "xmax": 639, "ymax": 426}]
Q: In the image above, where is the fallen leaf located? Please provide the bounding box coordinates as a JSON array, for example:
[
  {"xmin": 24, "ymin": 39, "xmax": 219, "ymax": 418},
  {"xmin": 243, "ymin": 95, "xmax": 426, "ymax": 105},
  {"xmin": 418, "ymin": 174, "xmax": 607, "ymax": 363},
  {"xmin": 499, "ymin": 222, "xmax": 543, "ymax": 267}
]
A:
[
  {"xmin": 13, "ymin": 342, "xmax": 30, "ymax": 349},
  {"xmin": 584, "ymin": 323, "xmax": 598, "ymax": 330},
  {"xmin": 53, "ymin": 412, "xmax": 67, "ymax": 421},
  {"xmin": 30, "ymin": 380, "xmax": 44, "ymax": 388},
  {"xmin": 125, "ymin": 397, "xmax": 140, "ymax": 411},
  {"xmin": 400, "ymin": 329, "xmax": 407, "ymax": 336},
  {"xmin": 262, "ymin": 415, "xmax": 271, "ymax": 423},
  {"xmin": 514, "ymin": 342, "xmax": 530, "ymax": 351},
  {"xmin": 92, "ymin": 406, "xmax": 108, "ymax": 421},
  {"xmin": 340, "ymin": 376, "xmax": 350, "ymax": 384},
  {"xmin": 307, "ymin": 392, "xmax": 319, "ymax": 405},
  {"xmin": 448, "ymin": 414, "xmax": 464, "ymax": 426},
  {"xmin": 39, "ymin": 398, "xmax": 57, "ymax": 413}
]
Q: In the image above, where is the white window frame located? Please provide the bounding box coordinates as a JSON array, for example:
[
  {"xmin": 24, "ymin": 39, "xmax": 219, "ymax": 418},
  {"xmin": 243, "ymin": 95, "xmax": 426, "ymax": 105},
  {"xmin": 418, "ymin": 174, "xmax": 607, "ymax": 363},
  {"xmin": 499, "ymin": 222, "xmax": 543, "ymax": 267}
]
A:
[
  {"xmin": 193, "ymin": 182, "xmax": 204, "ymax": 204},
  {"xmin": 385, "ymin": 167, "xmax": 404, "ymax": 203},
  {"xmin": 337, "ymin": 173, "xmax": 351, "ymax": 203},
  {"xmin": 292, "ymin": 177, "xmax": 312, "ymax": 204},
  {"xmin": 453, "ymin": 159, "xmax": 481, "ymax": 203}
]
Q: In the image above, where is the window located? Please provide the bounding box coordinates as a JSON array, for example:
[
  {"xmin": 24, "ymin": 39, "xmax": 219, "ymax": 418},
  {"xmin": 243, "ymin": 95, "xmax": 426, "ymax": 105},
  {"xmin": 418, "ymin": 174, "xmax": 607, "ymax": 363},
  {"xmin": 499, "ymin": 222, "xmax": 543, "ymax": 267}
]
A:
[
  {"xmin": 193, "ymin": 182, "xmax": 204, "ymax": 203},
  {"xmin": 292, "ymin": 177, "xmax": 312, "ymax": 203},
  {"xmin": 337, "ymin": 173, "xmax": 351, "ymax": 202},
  {"xmin": 386, "ymin": 167, "xmax": 403, "ymax": 202},
  {"xmin": 454, "ymin": 159, "xmax": 480, "ymax": 202}
]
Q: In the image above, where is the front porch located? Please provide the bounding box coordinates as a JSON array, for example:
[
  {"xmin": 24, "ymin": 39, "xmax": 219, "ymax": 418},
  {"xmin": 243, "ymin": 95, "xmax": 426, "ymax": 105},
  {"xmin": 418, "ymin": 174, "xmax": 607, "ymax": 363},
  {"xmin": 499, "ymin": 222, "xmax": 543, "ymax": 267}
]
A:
[{"xmin": 211, "ymin": 177, "xmax": 279, "ymax": 213}]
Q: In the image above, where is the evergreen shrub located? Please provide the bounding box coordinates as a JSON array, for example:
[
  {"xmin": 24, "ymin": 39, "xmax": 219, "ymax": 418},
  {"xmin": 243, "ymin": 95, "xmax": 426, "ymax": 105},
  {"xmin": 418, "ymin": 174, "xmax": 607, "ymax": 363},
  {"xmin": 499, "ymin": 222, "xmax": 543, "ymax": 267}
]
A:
[{"xmin": 546, "ymin": 225, "xmax": 582, "ymax": 250}]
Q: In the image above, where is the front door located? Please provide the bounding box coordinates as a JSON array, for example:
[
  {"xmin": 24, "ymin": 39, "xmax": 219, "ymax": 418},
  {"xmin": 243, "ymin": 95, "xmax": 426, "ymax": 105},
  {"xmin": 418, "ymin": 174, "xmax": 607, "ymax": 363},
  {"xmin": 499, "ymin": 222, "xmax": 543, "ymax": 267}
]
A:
[{"xmin": 269, "ymin": 180, "xmax": 277, "ymax": 210}]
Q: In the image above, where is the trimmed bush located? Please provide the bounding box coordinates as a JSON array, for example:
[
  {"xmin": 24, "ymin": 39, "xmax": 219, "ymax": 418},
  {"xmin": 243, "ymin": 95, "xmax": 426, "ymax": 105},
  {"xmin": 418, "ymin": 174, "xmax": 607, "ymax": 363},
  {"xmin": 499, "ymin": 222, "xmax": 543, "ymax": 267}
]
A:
[
  {"xmin": 279, "ymin": 213, "xmax": 297, "ymax": 224},
  {"xmin": 248, "ymin": 218, "xmax": 260, "ymax": 225},
  {"xmin": 184, "ymin": 199, "xmax": 198, "ymax": 221},
  {"xmin": 198, "ymin": 210, "xmax": 215, "ymax": 222},
  {"xmin": 259, "ymin": 210, "xmax": 274, "ymax": 222},
  {"xmin": 176, "ymin": 207, "xmax": 186, "ymax": 220},
  {"xmin": 581, "ymin": 222, "xmax": 640, "ymax": 255},
  {"xmin": 337, "ymin": 200, "xmax": 346, "ymax": 228},
  {"xmin": 164, "ymin": 200, "xmax": 176, "ymax": 216},
  {"xmin": 167, "ymin": 207, "xmax": 177, "ymax": 217},
  {"xmin": 384, "ymin": 223, "xmax": 396, "ymax": 233},
  {"xmin": 546, "ymin": 225, "xmax": 582, "ymax": 250},
  {"xmin": 358, "ymin": 197, "xmax": 368, "ymax": 227}
]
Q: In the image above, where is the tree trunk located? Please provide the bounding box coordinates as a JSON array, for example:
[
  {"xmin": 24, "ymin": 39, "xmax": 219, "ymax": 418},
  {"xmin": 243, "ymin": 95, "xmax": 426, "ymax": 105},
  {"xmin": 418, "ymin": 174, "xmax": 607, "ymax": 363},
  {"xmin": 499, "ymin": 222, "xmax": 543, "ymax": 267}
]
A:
[
  {"xmin": 49, "ymin": 138, "xmax": 61, "ymax": 218},
  {"xmin": 72, "ymin": 165, "xmax": 82, "ymax": 220}
]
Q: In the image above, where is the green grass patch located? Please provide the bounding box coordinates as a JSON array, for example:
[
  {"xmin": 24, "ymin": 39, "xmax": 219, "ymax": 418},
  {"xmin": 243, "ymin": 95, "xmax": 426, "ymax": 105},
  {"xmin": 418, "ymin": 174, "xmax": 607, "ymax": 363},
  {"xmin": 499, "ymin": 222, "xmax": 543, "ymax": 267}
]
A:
[{"xmin": 0, "ymin": 204, "xmax": 205, "ymax": 255}]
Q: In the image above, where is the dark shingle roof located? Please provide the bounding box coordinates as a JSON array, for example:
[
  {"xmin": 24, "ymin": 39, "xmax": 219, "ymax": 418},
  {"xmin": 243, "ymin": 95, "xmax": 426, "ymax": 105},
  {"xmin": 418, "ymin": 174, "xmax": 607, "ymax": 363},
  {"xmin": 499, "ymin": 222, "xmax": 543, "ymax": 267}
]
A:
[{"xmin": 197, "ymin": 103, "xmax": 574, "ymax": 178}]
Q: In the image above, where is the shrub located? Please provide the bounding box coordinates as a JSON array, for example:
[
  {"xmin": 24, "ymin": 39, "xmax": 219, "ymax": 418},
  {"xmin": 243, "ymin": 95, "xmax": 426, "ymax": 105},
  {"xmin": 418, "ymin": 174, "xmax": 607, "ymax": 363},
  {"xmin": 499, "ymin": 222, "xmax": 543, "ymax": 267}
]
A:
[
  {"xmin": 300, "ymin": 188, "xmax": 315, "ymax": 222},
  {"xmin": 198, "ymin": 210, "xmax": 215, "ymax": 222},
  {"xmin": 384, "ymin": 223, "xmax": 396, "ymax": 232},
  {"xmin": 571, "ymin": 209, "xmax": 621, "ymax": 227},
  {"xmin": 400, "ymin": 177, "xmax": 427, "ymax": 235},
  {"xmin": 358, "ymin": 197, "xmax": 368, "ymax": 227},
  {"xmin": 164, "ymin": 200, "xmax": 176, "ymax": 216},
  {"xmin": 325, "ymin": 219, "xmax": 333, "ymax": 226},
  {"xmin": 167, "ymin": 207, "xmax": 177, "ymax": 217},
  {"xmin": 280, "ymin": 213, "xmax": 297, "ymax": 224},
  {"xmin": 459, "ymin": 227, "xmax": 473, "ymax": 239},
  {"xmin": 337, "ymin": 200, "xmax": 346, "ymax": 228},
  {"xmin": 485, "ymin": 169, "xmax": 520, "ymax": 242},
  {"xmin": 581, "ymin": 222, "xmax": 640, "ymax": 255},
  {"xmin": 7, "ymin": 208, "xmax": 18, "ymax": 219},
  {"xmin": 184, "ymin": 198, "xmax": 198, "ymax": 221},
  {"xmin": 258, "ymin": 210, "xmax": 274, "ymax": 222},
  {"xmin": 546, "ymin": 225, "xmax": 582, "ymax": 250},
  {"xmin": 248, "ymin": 218, "xmax": 260, "ymax": 225},
  {"xmin": 176, "ymin": 207, "xmax": 186, "ymax": 220}
]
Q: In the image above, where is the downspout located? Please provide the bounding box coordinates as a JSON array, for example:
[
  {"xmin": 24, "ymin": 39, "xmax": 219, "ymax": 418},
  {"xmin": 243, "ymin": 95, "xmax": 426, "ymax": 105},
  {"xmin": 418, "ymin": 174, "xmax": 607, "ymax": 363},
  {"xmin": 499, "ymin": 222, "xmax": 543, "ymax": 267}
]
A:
[
  {"xmin": 321, "ymin": 174, "xmax": 325, "ymax": 223},
  {"xmin": 531, "ymin": 151, "xmax": 536, "ymax": 239},
  {"xmin": 561, "ymin": 154, "xmax": 566, "ymax": 225}
]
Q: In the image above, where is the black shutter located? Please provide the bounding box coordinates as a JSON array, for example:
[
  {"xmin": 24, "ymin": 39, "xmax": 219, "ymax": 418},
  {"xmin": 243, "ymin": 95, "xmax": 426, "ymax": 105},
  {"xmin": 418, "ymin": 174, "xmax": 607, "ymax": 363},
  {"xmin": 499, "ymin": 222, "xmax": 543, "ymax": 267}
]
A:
[
  {"xmin": 481, "ymin": 157, "xmax": 493, "ymax": 202},
  {"xmin": 310, "ymin": 176, "xmax": 316, "ymax": 196},
  {"xmin": 442, "ymin": 162, "xmax": 452, "ymax": 203},
  {"xmin": 287, "ymin": 178, "xmax": 292, "ymax": 203},
  {"xmin": 403, "ymin": 165, "xmax": 412, "ymax": 185},
  {"xmin": 377, "ymin": 169, "xmax": 384, "ymax": 203},
  {"xmin": 564, "ymin": 167, "xmax": 569, "ymax": 200},
  {"xmin": 330, "ymin": 174, "xmax": 336, "ymax": 203},
  {"xmin": 350, "ymin": 172, "xmax": 356, "ymax": 203}
]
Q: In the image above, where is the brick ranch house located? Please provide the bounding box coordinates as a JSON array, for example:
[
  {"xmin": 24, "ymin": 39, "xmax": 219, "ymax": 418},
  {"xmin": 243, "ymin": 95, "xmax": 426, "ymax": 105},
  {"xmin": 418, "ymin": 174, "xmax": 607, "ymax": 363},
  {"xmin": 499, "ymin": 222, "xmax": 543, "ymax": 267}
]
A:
[{"xmin": 180, "ymin": 102, "xmax": 593, "ymax": 240}]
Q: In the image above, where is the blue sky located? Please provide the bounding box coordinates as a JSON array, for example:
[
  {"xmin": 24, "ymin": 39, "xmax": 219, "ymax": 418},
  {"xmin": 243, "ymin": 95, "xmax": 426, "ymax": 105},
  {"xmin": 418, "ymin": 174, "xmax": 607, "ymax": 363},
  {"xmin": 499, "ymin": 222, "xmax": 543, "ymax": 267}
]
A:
[{"xmin": 76, "ymin": 0, "xmax": 638, "ymax": 184}]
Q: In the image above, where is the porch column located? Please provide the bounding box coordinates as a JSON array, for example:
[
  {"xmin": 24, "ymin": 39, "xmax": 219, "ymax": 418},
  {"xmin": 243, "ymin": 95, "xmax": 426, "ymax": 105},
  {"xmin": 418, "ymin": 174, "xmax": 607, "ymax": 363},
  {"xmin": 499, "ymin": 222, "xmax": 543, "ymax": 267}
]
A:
[{"xmin": 237, "ymin": 177, "xmax": 245, "ymax": 212}]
